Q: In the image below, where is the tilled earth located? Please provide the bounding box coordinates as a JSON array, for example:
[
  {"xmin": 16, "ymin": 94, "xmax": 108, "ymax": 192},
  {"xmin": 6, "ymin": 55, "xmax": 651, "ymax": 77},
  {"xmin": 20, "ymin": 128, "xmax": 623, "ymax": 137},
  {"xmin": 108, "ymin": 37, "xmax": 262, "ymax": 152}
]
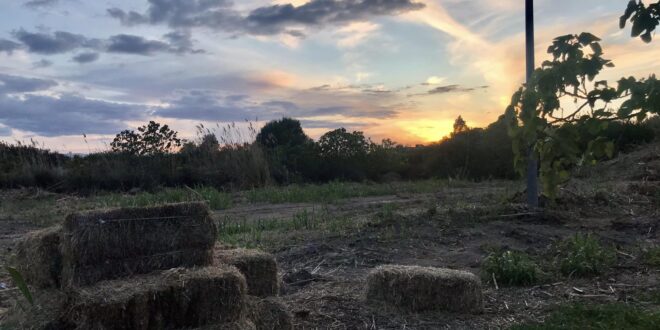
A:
[{"xmin": 1, "ymin": 174, "xmax": 659, "ymax": 329}]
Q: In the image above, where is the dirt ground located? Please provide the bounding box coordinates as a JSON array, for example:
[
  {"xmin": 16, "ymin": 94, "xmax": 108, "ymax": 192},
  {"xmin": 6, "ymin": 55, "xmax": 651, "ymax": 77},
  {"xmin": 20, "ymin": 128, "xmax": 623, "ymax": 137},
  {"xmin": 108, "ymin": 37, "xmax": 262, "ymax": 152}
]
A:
[{"xmin": 1, "ymin": 143, "xmax": 659, "ymax": 329}]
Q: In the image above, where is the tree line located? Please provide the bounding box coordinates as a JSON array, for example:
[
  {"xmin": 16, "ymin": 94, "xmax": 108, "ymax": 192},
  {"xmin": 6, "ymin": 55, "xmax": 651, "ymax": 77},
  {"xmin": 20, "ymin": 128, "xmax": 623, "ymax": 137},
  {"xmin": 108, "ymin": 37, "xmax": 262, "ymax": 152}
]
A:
[{"xmin": 1, "ymin": 114, "xmax": 656, "ymax": 192}]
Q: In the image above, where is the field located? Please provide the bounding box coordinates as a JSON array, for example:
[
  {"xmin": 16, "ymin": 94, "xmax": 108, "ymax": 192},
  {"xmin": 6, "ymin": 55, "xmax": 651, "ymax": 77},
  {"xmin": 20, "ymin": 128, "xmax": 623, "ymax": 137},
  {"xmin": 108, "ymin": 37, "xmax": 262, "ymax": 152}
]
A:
[{"xmin": 1, "ymin": 144, "xmax": 660, "ymax": 329}]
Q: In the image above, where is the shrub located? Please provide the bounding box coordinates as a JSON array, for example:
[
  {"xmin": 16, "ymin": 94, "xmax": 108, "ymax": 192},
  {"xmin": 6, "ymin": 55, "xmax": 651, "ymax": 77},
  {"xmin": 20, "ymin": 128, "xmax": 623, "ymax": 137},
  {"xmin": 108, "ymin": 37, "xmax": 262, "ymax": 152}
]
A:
[
  {"xmin": 481, "ymin": 250, "xmax": 539, "ymax": 286},
  {"xmin": 557, "ymin": 233, "xmax": 615, "ymax": 277}
]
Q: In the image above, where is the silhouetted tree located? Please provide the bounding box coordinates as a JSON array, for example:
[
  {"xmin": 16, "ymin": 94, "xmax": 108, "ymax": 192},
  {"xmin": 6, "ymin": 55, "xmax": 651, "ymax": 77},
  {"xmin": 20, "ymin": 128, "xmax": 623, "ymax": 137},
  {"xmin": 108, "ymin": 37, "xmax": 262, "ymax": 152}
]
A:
[
  {"xmin": 453, "ymin": 115, "xmax": 469, "ymax": 135},
  {"xmin": 111, "ymin": 121, "xmax": 181, "ymax": 155},
  {"xmin": 256, "ymin": 117, "xmax": 310, "ymax": 149}
]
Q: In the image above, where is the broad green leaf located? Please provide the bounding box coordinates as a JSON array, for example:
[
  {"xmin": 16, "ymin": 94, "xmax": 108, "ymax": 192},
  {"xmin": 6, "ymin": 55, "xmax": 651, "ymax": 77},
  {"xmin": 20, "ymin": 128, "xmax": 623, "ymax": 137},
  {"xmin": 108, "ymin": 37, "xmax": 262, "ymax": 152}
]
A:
[{"xmin": 5, "ymin": 266, "xmax": 33, "ymax": 305}]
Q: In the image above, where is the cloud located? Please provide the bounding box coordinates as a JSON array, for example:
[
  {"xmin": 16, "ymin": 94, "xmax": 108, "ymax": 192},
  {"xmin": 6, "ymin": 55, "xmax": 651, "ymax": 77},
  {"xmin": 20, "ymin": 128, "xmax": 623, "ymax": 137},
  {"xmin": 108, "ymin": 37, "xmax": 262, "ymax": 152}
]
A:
[
  {"xmin": 7, "ymin": 29, "xmax": 204, "ymax": 57},
  {"xmin": 154, "ymin": 90, "xmax": 399, "ymax": 122},
  {"xmin": 0, "ymin": 39, "xmax": 22, "ymax": 54},
  {"xmin": 0, "ymin": 94, "xmax": 147, "ymax": 136},
  {"xmin": 0, "ymin": 73, "xmax": 58, "ymax": 94},
  {"xmin": 24, "ymin": 0, "xmax": 58, "ymax": 8},
  {"xmin": 33, "ymin": 59, "xmax": 53, "ymax": 68},
  {"xmin": 106, "ymin": 34, "xmax": 171, "ymax": 55},
  {"xmin": 0, "ymin": 74, "xmax": 147, "ymax": 136},
  {"xmin": 0, "ymin": 124, "xmax": 11, "ymax": 136},
  {"xmin": 426, "ymin": 84, "xmax": 488, "ymax": 94},
  {"xmin": 11, "ymin": 29, "xmax": 100, "ymax": 55},
  {"xmin": 72, "ymin": 52, "xmax": 100, "ymax": 64},
  {"xmin": 163, "ymin": 30, "xmax": 205, "ymax": 54},
  {"xmin": 107, "ymin": 0, "xmax": 424, "ymax": 36}
]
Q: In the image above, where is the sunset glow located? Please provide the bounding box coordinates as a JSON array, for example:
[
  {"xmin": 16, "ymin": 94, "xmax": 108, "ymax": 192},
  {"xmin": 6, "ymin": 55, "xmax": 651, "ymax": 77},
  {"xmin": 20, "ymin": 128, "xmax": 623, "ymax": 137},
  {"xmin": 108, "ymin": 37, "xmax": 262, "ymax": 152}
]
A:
[{"xmin": 0, "ymin": 0, "xmax": 658, "ymax": 153}]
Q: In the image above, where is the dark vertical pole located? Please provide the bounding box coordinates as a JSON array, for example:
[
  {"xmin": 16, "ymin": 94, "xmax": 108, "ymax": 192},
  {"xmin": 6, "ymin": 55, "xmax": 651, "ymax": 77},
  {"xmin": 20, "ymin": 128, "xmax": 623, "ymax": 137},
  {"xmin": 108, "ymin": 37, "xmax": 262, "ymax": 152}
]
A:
[{"xmin": 525, "ymin": 0, "xmax": 539, "ymax": 208}]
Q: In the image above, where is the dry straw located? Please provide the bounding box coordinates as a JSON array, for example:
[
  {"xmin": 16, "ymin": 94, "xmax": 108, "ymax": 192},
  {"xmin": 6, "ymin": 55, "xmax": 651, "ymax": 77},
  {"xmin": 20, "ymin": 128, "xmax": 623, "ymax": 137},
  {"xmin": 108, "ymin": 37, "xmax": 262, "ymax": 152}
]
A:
[
  {"xmin": 65, "ymin": 266, "xmax": 246, "ymax": 329},
  {"xmin": 244, "ymin": 296, "xmax": 293, "ymax": 330},
  {"xmin": 15, "ymin": 226, "xmax": 63, "ymax": 288},
  {"xmin": 366, "ymin": 265, "xmax": 483, "ymax": 313},
  {"xmin": 60, "ymin": 202, "xmax": 217, "ymax": 286},
  {"xmin": 215, "ymin": 248, "xmax": 279, "ymax": 297}
]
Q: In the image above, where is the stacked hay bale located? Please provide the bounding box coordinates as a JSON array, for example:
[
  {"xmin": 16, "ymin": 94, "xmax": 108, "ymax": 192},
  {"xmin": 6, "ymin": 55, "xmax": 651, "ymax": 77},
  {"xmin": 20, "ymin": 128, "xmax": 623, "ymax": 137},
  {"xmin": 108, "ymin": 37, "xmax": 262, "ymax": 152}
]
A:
[
  {"xmin": 215, "ymin": 248, "xmax": 279, "ymax": 297},
  {"xmin": 61, "ymin": 202, "xmax": 216, "ymax": 286},
  {"xmin": 3, "ymin": 202, "xmax": 292, "ymax": 330},
  {"xmin": 14, "ymin": 226, "xmax": 62, "ymax": 288},
  {"xmin": 366, "ymin": 265, "xmax": 483, "ymax": 313},
  {"xmin": 66, "ymin": 267, "xmax": 246, "ymax": 329}
]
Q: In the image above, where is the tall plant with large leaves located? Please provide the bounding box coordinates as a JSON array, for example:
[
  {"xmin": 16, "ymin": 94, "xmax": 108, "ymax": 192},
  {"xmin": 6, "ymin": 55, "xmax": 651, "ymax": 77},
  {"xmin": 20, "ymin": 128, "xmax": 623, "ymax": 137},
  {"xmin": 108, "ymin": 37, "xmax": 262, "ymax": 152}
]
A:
[{"xmin": 506, "ymin": 32, "xmax": 659, "ymax": 198}]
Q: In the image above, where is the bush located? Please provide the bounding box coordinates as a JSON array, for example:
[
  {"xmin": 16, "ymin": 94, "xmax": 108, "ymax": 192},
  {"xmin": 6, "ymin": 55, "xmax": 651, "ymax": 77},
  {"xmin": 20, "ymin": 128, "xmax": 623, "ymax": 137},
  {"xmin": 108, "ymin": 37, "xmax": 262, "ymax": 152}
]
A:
[
  {"xmin": 481, "ymin": 250, "xmax": 539, "ymax": 286},
  {"xmin": 557, "ymin": 233, "xmax": 615, "ymax": 277}
]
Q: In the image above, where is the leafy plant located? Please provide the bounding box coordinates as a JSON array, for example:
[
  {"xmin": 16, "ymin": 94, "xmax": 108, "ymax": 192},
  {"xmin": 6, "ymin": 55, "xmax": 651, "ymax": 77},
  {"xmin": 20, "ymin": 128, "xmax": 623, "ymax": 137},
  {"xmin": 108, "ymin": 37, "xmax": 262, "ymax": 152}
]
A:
[
  {"xmin": 557, "ymin": 233, "xmax": 615, "ymax": 277},
  {"xmin": 482, "ymin": 250, "xmax": 539, "ymax": 286},
  {"xmin": 620, "ymin": 0, "xmax": 660, "ymax": 43},
  {"xmin": 506, "ymin": 32, "xmax": 659, "ymax": 198},
  {"xmin": 5, "ymin": 266, "xmax": 33, "ymax": 305}
]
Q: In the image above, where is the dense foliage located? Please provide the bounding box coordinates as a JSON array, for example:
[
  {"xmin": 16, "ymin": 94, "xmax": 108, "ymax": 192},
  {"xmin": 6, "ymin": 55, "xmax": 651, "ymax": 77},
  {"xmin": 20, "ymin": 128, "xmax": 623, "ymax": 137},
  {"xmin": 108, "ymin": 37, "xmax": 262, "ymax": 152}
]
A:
[
  {"xmin": 0, "ymin": 115, "xmax": 655, "ymax": 192},
  {"xmin": 507, "ymin": 32, "xmax": 659, "ymax": 198}
]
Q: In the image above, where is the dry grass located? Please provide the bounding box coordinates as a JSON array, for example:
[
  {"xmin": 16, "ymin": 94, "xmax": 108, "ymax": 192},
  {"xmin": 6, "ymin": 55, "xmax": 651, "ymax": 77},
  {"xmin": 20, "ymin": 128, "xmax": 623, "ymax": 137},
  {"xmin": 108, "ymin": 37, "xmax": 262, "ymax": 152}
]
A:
[
  {"xmin": 14, "ymin": 226, "xmax": 62, "ymax": 289},
  {"xmin": 366, "ymin": 265, "xmax": 483, "ymax": 313},
  {"xmin": 245, "ymin": 296, "xmax": 293, "ymax": 330},
  {"xmin": 60, "ymin": 202, "xmax": 216, "ymax": 286},
  {"xmin": 215, "ymin": 248, "xmax": 279, "ymax": 297}
]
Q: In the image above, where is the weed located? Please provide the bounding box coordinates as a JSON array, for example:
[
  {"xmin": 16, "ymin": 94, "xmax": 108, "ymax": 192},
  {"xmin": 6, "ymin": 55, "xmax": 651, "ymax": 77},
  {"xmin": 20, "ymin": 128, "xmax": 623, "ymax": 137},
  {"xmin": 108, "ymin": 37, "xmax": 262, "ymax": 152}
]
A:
[
  {"xmin": 511, "ymin": 303, "xmax": 660, "ymax": 329},
  {"xmin": 482, "ymin": 250, "xmax": 539, "ymax": 286},
  {"xmin": 244, "ymin": 180, "xmax": 449, "ymax": 204},
  {"xmin": 557, "ymin": 233, "xmax": 615, "ymax": 277},
  {"xmin": 217, "ymin": 209, "xmax": 354, "ymax": 248},
  {"xmin": 643, "ymin": 246, "xmax": 660, "ymax": 267}
]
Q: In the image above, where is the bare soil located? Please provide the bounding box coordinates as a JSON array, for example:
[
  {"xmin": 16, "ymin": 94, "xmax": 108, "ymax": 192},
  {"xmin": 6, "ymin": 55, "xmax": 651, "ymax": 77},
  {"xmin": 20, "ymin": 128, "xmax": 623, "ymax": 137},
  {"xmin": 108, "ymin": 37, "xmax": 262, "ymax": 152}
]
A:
[{"xmin": 1, "ymin": 143, "xmax": 659, "ymax": 329}]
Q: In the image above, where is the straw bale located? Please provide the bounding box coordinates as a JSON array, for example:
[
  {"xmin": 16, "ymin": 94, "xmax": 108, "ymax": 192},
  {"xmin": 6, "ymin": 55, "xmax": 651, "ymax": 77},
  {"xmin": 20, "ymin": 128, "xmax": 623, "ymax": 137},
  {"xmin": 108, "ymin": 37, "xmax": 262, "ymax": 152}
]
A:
[
  {"xmin": 14, "ymin": 226, "xmax": 62, "ymax": 289},
  {"xmin": 61, "ymin": 202, "xmax": 216, "ymax": 286},
  {"xmin": 366, "ymin": 265, "xmax": 483, "ymax": 313},
  {"xmin": 215, "ymin": 248, "xmax": 279, "ymax": 297},
  {"xmin": 244, "ymin": 296, "xmax": 293, "ymax": 330},
  {"xmin": 195, "ymin": 319, "xmax": 256, "ymax": 330},
  {"xmin": 65, "ymin": 266, "xmax": 246, "ymax": 329}
]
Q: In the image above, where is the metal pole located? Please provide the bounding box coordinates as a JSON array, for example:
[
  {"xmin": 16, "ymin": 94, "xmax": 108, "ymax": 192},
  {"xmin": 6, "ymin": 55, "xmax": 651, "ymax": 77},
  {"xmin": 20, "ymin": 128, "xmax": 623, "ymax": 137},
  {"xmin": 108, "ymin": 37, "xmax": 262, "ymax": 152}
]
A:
[{"xmin": 525, "ymin": 0, "xmax": 539, "ymax": 208}]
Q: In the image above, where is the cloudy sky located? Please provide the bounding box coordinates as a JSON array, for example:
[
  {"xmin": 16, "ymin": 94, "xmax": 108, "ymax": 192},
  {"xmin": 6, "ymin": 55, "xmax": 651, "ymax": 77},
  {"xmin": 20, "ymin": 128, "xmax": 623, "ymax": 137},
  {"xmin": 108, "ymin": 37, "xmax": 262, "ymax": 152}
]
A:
[{"xmin": 0, "ymin": 0, "xmax": 658, "ymax": 152}]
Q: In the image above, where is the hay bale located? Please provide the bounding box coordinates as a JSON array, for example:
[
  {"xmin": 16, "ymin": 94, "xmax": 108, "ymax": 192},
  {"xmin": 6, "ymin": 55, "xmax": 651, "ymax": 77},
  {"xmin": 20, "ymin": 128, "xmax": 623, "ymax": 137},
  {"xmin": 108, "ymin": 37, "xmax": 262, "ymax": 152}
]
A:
[
  {"xmin": 366, "ymin": 265, "xmax": 483, "ymax": 313},
  {"xmin": 66, "ymin": 266, "xmax": 246, "ymax": 329},
  {"xmin": 14, "ymin": 226, "xmax": 62, "ymax": 288},
  {"xmin": 215, "ymin": 248, "xmax": 279, "ymax": 297},
  {"xmin": 245, "ymin": 296, "xmax": 293, "ymax": 330},
  {"xmin": 195, "ymin": 319, "xmax": 257, "ymax": 330},
  {"xmin": 61, "ymin": 202, "xmax": 216, "ymax": 286}
]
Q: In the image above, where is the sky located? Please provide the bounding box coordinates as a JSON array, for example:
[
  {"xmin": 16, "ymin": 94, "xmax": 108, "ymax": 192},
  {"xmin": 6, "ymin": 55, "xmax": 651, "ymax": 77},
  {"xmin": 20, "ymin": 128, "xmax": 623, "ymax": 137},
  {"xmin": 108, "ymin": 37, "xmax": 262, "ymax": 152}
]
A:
[{"xmin": 0, "ymin": 0, "xmax": 658, "ymax": 153}]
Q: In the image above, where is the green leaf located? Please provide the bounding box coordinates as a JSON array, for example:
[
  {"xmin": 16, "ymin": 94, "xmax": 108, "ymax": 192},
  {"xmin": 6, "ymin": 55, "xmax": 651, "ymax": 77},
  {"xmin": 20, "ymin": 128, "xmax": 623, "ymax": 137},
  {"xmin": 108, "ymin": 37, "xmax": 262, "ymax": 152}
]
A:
[
  {"xmin": 578, "ymin": 32, "xmax": 601, "ymax": 46},
  {"xmin": 5, "ymin": 266, "xmax": 33, "ymax": 305}
]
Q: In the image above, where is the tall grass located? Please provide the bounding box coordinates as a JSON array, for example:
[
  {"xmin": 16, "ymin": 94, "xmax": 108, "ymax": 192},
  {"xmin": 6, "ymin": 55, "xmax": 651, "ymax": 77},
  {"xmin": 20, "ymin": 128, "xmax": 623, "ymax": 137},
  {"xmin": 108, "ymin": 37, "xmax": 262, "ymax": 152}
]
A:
[{"xmin": 244, "ymin": 179, "xmax": 451, "ymax": 204}]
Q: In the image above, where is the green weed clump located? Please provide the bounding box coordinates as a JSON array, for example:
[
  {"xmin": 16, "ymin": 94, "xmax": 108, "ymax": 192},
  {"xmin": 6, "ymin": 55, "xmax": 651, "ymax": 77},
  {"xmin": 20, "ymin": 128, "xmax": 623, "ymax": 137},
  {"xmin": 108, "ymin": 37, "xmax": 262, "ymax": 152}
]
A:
[
  {"xmin": 557, "ymin": 233, "xmax": 615, "ymax": 277},
  {"xmin": 511, "ymin": 303, "xmax": 660, "ymax": 330},
  {"xmin": 643, "ymin": 246, "xmax": 660, "ymax": 268},
  {"xmin": 481, "ymin": 250, "xmax": 539, "ymax": 286}
]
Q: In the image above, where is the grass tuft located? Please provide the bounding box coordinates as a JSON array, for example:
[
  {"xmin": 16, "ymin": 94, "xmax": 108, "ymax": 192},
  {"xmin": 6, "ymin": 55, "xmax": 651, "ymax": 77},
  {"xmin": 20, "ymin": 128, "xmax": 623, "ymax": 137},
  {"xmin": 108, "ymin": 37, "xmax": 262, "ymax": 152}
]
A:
[
  {"xmin": 643, "ymin": 246, "xmax": 660, "ymax": 268},
  {"xmin": 557, "ymin": 233, "xmax": 615, "ymax": 277},
  {"xmin": 481, "ymin": 250, "xmax": 539, "ymax": 286},
  {"xmin": 511, "ymin": 303, "xmax": 660, "ymax": 329}
]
